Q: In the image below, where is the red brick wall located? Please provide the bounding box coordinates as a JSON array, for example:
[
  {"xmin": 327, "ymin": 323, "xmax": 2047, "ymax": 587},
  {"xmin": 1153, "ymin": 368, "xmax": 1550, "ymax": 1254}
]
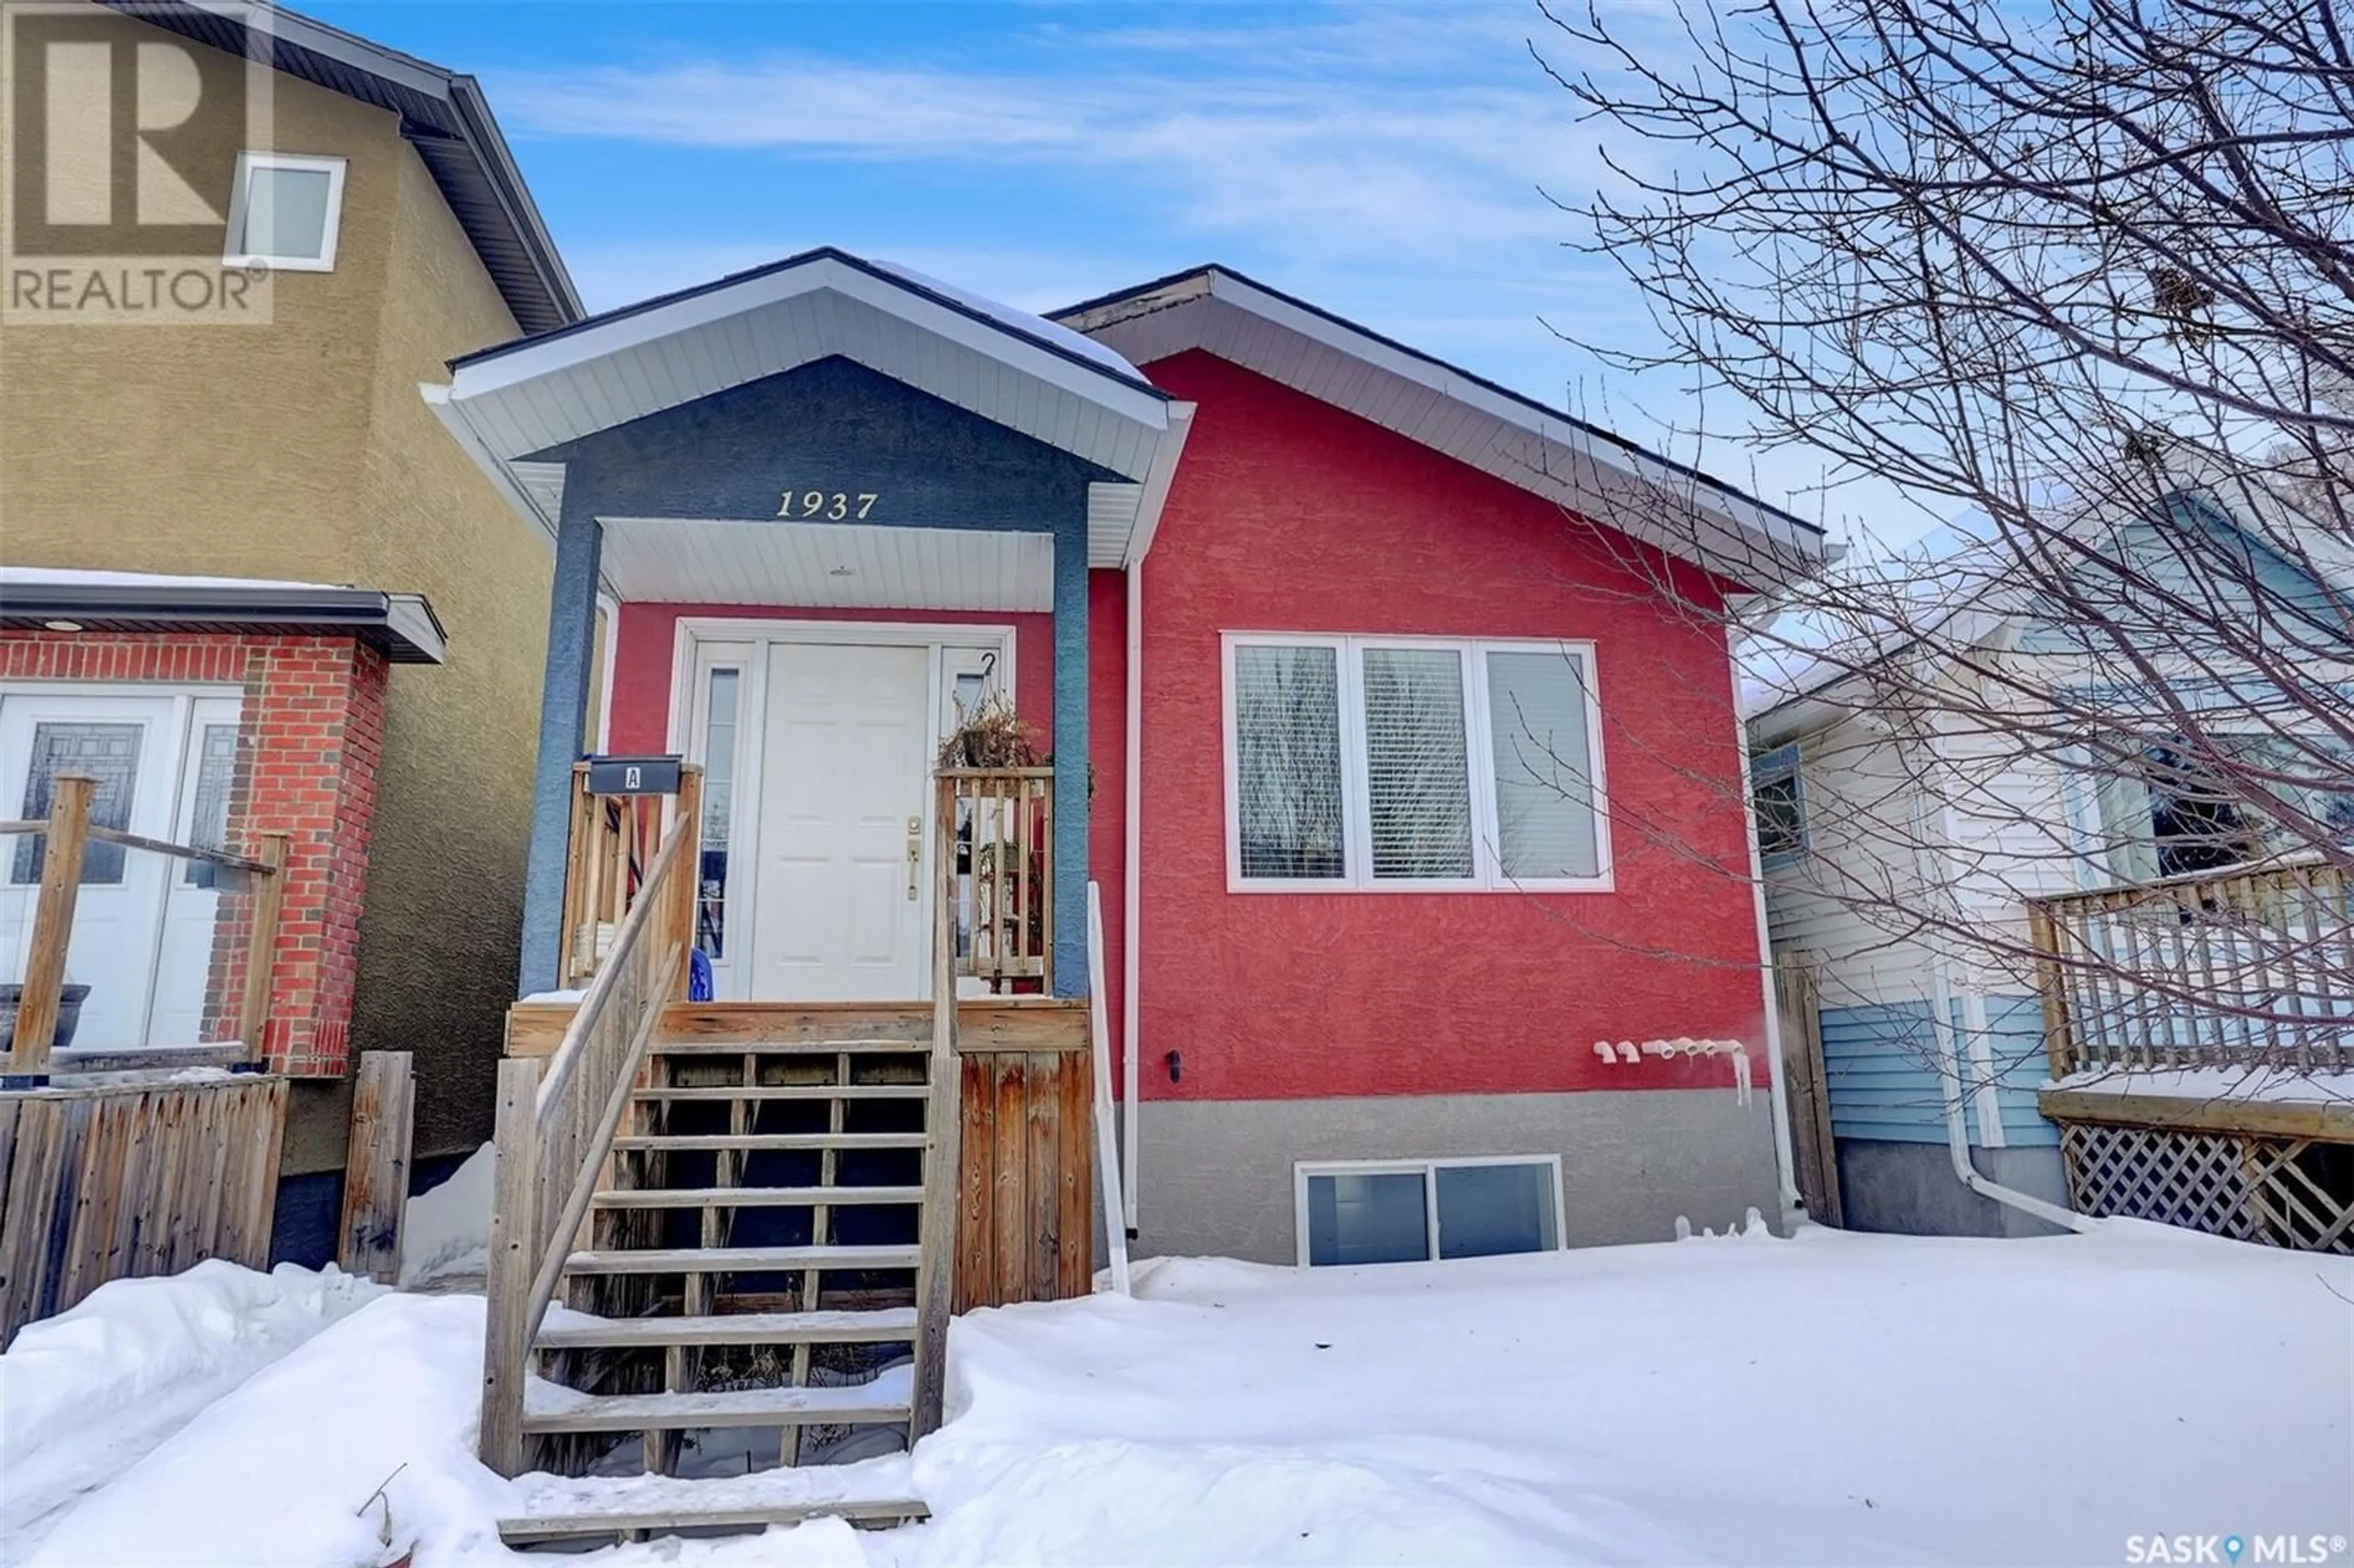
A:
[
  {"xmin": 0, "ymin": 631, "xmax": 388, "ymax": 1076},
  {"xmin": 1094, "ymin": 351, "xmax": 1769, "ymax": 1105}
]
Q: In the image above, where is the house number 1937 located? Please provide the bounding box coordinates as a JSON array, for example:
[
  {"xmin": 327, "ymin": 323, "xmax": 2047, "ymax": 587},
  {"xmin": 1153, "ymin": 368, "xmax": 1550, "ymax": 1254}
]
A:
[{"xmin": 778, "ymin": 489, "xmax": 879, "ymax": 520}]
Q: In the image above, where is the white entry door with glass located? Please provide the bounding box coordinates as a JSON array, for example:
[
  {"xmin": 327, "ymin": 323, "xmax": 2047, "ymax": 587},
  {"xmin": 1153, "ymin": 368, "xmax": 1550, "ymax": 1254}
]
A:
[
  {"xmin": 0, "ymin": 688, "xmax": 243, "ymax": 1050},
  {"xmin": 680, "ymin": 628, "xmax": 1009, "ymax": 1003}
]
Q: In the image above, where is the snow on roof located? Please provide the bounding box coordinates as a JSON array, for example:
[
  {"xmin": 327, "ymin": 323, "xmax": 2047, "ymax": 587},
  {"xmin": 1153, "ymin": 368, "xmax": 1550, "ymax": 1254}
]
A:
[
  {"xmin": 0, "ymin": 566, "xmax": 362, "ymax": 595},
  {"xmin": 867, "ymin": 259, "xmax": 1145, "ymax": 382}
]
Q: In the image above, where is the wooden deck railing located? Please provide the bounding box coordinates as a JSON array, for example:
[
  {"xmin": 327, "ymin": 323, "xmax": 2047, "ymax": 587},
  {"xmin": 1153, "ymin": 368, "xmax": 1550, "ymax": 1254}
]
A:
[
  {"xmin": 557, "ymin": 764, "xmax": 704, "ymax": 991},
  {"xmin": 481, "ymin": 775, "xmax": 699, "ymax": 1475},
  {"xmin": 1, "ymin": 774, "xmax": 289, "ymax": 1084},
  {"xmin": 2028, "ymin": 859, "xmax": 2354, "ymax": 1076},
  {"xmin": 940, "ymin": 767, "xmax": 1053, "ymax": 994}
]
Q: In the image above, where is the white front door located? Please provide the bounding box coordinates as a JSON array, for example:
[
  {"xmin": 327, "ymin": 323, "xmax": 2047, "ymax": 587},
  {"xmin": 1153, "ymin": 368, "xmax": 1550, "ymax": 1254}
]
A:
[
  {"xmin": 0, "ymin": 691, "xmax": 240, "ymax": 1049},
  {"xmin": 748, "ymin": 643, "xmax": 933, "ymax": 1001}
]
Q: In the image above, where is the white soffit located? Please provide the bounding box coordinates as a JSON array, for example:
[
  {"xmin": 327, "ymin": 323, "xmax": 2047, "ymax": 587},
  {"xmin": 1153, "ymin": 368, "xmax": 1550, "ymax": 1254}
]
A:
[
  {"xmin": 1088, "ymin": 484, "xmax": 1143, "ymax": 567},
  {"xmin": 599, "ymin": 519, "xmax": 1054, "ymax": 612},
  {"xmin": 440, "ymin": 253, "xmax": 1169, "ymax": 484},
  {"xmin": 1059, "ymin": 271, "xmax": 1832, "ymax": 589}
]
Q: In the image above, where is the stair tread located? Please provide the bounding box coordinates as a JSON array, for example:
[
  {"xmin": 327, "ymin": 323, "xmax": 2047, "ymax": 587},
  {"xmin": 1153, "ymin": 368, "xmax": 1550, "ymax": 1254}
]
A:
[
  {"xmin": 565, "ymin": 1243, "xmax": 920, "ymax": 1273},
  {"xmin": 633, "ymin": 1084, "xmax": 930, "ymax": 1101},
  {"xmin": 499, "ymin": 1467, "xmax": 927, "ymax": 1540},
  {"xmin": 522, "ymin": 1368, "xmax": 912, "ymax": 1431},
  {"xmin": 613, "ymin": 1130, "xmax": 928, "ymax": 1149},
  {"xmin": 536, "ymin": 1307, "xmax": 918, "ymax": 1349},
  {"xmin": 592, "ymin": 1185, "xmax": 924, "ymax": 1208},
  {"xmin": 655, "ymin": 1038, "xmax": 928, "ymax": 1056},
  {"xmin": 497, "ymin": 1499, "xmax": 929, "ymax": 1540}
]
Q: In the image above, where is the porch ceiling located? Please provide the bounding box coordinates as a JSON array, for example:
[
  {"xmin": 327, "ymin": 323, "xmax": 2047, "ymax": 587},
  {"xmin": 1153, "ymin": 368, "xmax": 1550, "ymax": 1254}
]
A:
[{"xmin": 599, "ymin": 519, "xmax": 1054, "ymax": 611}]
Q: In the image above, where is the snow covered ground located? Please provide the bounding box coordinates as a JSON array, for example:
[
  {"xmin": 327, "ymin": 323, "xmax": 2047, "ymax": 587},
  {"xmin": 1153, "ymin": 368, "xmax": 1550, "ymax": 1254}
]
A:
[
  {"xmin": 7, "ymin": 1220, "xmax": 2348, "ymax": 1567},
  {"xmin": 0, "ymin": 1261, "xmax": 382, "ymax": 1559}
]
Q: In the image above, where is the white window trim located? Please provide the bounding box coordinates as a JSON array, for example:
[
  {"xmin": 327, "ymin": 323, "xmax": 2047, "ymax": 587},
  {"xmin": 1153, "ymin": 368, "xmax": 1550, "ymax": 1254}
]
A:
[
  {"xmin": 1221, "ymin": 632, "xmax": 1613, "ymax": 894},
  {"xmin": 1750, "ymin": 742, "xmax": 1807, "ymax": 866},
  {"xmin": 1292, "ymin": 1154, "xmax": 1568, "ymax": 1268},
  {"xmin": 223, "ymin": 151, "xmax": 347, "ymax": 272}
]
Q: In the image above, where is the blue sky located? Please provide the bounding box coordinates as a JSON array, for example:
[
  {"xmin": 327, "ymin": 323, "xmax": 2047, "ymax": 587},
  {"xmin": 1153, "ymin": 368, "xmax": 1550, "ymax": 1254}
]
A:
[{"xmin": 305, "ymin": 1, "xmax": 1919, "ymax": 542}]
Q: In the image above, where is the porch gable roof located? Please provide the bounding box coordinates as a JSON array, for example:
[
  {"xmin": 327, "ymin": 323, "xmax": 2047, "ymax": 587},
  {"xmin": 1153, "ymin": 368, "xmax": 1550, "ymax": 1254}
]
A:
[
  {"xmin": 1054, "ymin": 264, "xmax": 1834, "ymax": 593},
  {"xmin": 425, "ymin": 249, "xmax": 1188, "ymax": 566}
]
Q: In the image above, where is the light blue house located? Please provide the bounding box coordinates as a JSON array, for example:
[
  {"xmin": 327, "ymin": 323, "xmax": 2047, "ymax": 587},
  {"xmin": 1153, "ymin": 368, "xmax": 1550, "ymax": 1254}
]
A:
[{"xmin": 1747, "ymin": 490, "xmax": 2354, "ymax": 1241}]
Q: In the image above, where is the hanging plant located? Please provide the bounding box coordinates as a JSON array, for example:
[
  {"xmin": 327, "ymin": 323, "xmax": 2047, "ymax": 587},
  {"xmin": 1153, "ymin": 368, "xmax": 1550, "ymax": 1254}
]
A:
[{"xmin": 937, "ymin": 692, "xmax": 1039, "ymax": 769}]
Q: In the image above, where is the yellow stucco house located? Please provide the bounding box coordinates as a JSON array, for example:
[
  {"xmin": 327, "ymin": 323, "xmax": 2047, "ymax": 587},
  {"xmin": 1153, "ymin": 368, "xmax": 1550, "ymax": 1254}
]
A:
[{"xmin": 0, "ymin": 0, "xmax": 581, "ymax": 1256}]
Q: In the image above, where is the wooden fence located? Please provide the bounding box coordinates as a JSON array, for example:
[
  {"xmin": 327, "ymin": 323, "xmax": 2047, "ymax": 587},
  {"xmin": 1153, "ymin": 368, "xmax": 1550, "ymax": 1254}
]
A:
[
  {"xmin": 0, "ymin": 1073, "xmax": 286, "ymax": 1344},
  {"xmin": 2028, "ymin": 860, "xmax": 2354, "ymax": 1076}
]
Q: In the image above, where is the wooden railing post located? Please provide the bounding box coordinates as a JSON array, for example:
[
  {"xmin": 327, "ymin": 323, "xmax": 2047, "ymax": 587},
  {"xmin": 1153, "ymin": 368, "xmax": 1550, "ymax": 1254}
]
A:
[
  {"xmin": 336, "ymin": 1051, "xmax": 415, "ymax": 1283},
  {"xmin": 671, "ymin": 766, "xmax": 703, "ymax": 998},
  {"xmin": 8, "ymin": 775, "xmax": 94, "ymax": 1086},
  {"xmin": 912, "ymin": 772, "xmax": 964, "ymax": 1439},
  {"xmin": 237, "ymin": 833, "xmax": 289, "ymax": 1069},
  {"xmin": 2027, "ymin": 901, "xmax": 2074, "ymax": 1079},
  {"xmin": 480, "ymin": 1052, "xmax": 544, "ymax": 1477}
]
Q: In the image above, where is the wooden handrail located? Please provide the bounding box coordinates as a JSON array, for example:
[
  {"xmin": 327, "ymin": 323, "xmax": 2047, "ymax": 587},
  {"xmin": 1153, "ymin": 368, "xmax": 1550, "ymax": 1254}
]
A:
[
  {"xmin": 0, "ymin": 821, "xmax": 277, "ymax": 876},
  {"xmin": 480, "ymin": 773, "xmax": 699, "ymax": 1477},
  {"xmin": 912, "ymin": 770, "xmax": 966, "ymax": 1439}
]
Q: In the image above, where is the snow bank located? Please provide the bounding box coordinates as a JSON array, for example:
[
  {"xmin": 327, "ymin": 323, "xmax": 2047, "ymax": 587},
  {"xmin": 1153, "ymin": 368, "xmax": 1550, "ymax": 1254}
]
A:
[
  {"xmin": 27, "ymin": 1293, "xmax": 501, "ymax": 1568},
  {"xmin": 25, "ymin": 1220, "xmax": 2354, "ymax": 1567},
  {"xmin": 400, "ymin": 1143, "xmax": 493, "ymax": 1287},
  {"xmin": 886, "ymin": 1222, "xmax": 2354, "ymax": 1566},
  {"xmin": 0, "ymin": 1260, "xmax": 381, "ymax": 1559}
]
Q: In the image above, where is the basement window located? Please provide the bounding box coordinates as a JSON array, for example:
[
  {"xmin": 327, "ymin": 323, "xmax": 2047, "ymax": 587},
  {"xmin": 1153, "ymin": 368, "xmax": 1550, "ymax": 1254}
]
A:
[
  {"xmin": 223, "ymin": 153, "xmax": 346, "ymax": 272},
  {"xmin": 1295, "ymin": 1157, "xmax": 1564, "ymax": 1267}
]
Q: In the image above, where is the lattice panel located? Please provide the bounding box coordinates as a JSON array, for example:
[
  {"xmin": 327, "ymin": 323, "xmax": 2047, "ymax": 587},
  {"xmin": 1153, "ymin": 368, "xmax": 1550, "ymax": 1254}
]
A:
[{"xmin": 2058, "ymin": 1123, "xmax": 2354, "ymax": 1253}]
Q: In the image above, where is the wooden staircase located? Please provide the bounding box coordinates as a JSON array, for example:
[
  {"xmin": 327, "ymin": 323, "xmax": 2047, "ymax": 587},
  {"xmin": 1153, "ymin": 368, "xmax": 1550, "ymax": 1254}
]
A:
[
  {"xmin": 490, "ymin": 1010, "xmax": 950, "ymax": 1543},
  {"xmin": 481, "ymin": 763, "xmax": 1084, "ymax": 1546},
  {"xmin": 480, "ymin": 772, "xmax": 961, "ymax": 1545}
]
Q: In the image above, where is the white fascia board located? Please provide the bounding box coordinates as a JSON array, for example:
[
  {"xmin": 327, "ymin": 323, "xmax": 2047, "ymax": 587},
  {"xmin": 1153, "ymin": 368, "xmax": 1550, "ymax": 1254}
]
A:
[
  {"xmin": 421, "ymin": 380, "xmax": 559, "ymax": 547},
  {"xmin": 446, "ymin": 256, "xmax": 1171, "ymax": 438},
  {"xmin": 1199, "ymin": 270, "xmax": 1823, "ymax": 565},
  {"xmin": 1126, "ymin": 401, "xmax": 1195, "ymax": 566}
]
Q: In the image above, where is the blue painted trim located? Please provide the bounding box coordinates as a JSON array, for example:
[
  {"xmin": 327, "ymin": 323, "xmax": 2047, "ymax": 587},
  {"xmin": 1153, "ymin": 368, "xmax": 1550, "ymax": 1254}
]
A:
[{"xmin": 518, "ymin": 492, "xmax": 603, "ymax": 997}]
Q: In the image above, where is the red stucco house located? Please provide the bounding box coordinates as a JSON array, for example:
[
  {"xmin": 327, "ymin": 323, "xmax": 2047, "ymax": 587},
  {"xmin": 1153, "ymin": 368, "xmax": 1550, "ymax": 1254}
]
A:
[{"xmin": 434, "ymin": 253, "xmax": 1832, "ymax": 1268}]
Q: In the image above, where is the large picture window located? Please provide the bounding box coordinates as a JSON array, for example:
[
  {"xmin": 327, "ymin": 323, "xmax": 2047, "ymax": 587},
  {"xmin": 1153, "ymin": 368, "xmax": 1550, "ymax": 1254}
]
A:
[{"xmin": 1224, "ymin": 634, "xmax": 1609, "ymax": 891}]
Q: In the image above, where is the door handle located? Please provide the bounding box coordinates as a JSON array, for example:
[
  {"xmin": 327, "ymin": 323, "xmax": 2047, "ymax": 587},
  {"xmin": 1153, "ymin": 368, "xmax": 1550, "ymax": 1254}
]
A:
[{"xmin": 906, "ymin": 816, "xmax": 922, "ymax": 901}]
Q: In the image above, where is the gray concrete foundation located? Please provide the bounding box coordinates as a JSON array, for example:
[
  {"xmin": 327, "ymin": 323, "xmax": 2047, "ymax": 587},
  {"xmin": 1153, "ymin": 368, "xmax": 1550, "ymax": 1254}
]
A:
[
  {"xmin": 1133, "ymin": 1089, "xmax": 1781, "ymax": 1265},
  {"xmin": 1834, "ymin": 1138, "xmax": 2071, "ymax": 1238}
]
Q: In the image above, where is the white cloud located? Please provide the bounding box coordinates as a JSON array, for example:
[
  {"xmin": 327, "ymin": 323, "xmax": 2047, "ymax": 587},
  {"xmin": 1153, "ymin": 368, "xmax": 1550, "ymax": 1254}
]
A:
[
  {"xmin": 492, "ymin": 4, "xmax": 1941, "ymax": 542},
  {"xmin": 490, "ymin": 4, "xmax": 1596, "ymax": 262}
]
